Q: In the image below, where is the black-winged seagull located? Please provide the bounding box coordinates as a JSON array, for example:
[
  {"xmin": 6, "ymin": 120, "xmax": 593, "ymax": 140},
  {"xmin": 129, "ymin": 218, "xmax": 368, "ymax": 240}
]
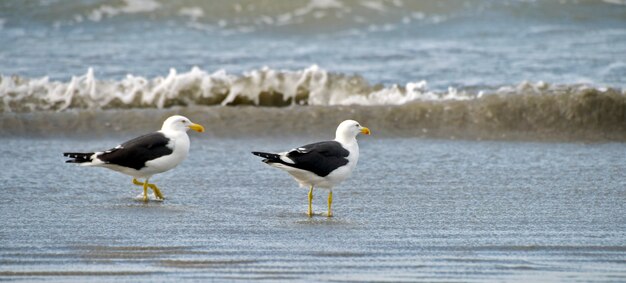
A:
[
  {"xmin": 63, "ymin": 115, "xmax": 204, "ymax": 201},
  {"xmin": 252, "ymin": 120, "xmax": 370, "ymax": 217}
]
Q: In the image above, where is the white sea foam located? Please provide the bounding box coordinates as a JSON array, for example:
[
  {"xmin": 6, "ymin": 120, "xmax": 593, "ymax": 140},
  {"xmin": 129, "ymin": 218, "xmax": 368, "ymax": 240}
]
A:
[
  {"xmin": 178, "ymin": 7, "xmax": 204, "ymax": 22},
  {"xmin": 603, "ymin": 0, "xmax": 626, "ymax": 5},
  {"xmin": 298, "ymin": 0, "xmax": 345, "ymax": 13},
  {"xmin": 88, "ymin": 0, "xmax": 162, "ymax": 22},
  {"xmin": 0, "ymin": 66, "xmax": 622, "ymax": 113},
  {"xmin": 360, "ymin": 1, "xmax": 388, "ymax": 12},
  {"xmin": 0, "ymin": 66, "xmax": 460, "ymax": 112}
]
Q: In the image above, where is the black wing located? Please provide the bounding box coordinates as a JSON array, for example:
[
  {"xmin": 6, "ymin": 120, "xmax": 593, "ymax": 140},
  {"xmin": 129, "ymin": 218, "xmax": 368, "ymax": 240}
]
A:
[
  {"xmin": 97, "ymin": 132, "xmax": 173, "ymax": 170},
  {"xmin": 284, "ymin": 141, "xmax": 350, "ymax": 177}
]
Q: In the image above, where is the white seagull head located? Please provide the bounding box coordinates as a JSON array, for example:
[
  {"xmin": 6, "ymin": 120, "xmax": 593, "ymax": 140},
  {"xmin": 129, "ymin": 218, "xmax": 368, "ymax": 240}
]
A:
[
  {"xmin": 335, "ymin": 120, "xmax": 370, "ymax": 144},
  {"xmin": 161, "ymin": 115, "xmax": 205, "ymax": 133}
]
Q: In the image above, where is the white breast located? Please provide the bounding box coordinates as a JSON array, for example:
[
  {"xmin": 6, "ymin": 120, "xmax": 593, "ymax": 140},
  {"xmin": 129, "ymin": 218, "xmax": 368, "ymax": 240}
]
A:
[
  {"xmin": 321, "ymin": 141, "xmax": 359, "ymax": 187},
  {"xmin": 143, "ymin": 131, "xmax": 190, "ymax": 175}
]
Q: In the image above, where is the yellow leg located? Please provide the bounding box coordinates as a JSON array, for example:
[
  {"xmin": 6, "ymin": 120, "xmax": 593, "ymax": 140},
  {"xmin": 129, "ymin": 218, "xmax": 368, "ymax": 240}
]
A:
[
  {"xmin": 307, "ymin": 185, "xmax": 314, "ymax": 217},
  {"xmin": 132, "ymin": 178, "xmax": 150, "ymax": 202},
  {"xmin": 132, "ymin": 178, "xmax": 164, "ymax": 201},
  {"xmin": 327, "ymin": 190, "xmax": 333, "ymax": 217},
  {"xmin": 147, "ymin": 183, "xmax": 164, "ymax": 200},
  {"xmin": 142, "ymin": 179, "xmax": 149, "ymax": 202}
]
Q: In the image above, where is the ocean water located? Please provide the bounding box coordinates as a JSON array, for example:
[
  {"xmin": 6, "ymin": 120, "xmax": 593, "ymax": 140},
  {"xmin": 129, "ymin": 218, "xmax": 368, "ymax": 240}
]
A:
[
  {"xmin": 1, "ymin": 1, "xmax": 626, "ymax": 281},
  {"xmin": 1, "ymin": 136, "xmax": 625, "ymax": 282},
  {"xmin": 0, "ymin": 0, "xmax": 625, "ymax": 113}
]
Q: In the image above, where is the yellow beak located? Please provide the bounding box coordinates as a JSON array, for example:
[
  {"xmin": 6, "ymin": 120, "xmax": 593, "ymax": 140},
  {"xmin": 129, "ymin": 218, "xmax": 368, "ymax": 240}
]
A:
[
  {"xmin": 360, "ymin": 127, "xmax": 371, "ymax": 135},
  {"xmin": 188, "ymin": 123, "xmax": 205, "ymax": 133}
]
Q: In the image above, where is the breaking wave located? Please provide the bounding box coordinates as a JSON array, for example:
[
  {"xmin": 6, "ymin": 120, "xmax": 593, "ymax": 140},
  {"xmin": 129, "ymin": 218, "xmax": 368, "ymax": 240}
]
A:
[
  {"xmin": 2, "ymin": 66, "xmax": 625, "ymax": 141},
  {"xmin": 1, "ymin": 66, "xmax": 623, "ymax": 113}
]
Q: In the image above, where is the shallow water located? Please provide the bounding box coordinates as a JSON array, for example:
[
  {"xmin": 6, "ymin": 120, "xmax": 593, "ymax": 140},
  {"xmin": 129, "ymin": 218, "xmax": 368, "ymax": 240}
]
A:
[{"xmin": 1, "ymin": 136, "xmax": 625, "ymax": 282}]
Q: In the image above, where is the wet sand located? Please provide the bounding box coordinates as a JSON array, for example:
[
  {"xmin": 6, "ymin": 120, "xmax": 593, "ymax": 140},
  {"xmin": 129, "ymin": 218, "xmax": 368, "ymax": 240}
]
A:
[{"xmin": 1, "ymin": 136, "xmax": 625, "ymax": 282}]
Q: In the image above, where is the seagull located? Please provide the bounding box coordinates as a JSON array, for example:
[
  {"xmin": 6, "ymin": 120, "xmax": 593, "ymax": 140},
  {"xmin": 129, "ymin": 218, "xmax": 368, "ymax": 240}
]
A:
[
  {"xmin": 63, "ymin": 115, "xmax": 204, "ymax": 202},
  {"xmin": 252, "ymin": 120, "xmax": 370, "ymax": 217}
]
